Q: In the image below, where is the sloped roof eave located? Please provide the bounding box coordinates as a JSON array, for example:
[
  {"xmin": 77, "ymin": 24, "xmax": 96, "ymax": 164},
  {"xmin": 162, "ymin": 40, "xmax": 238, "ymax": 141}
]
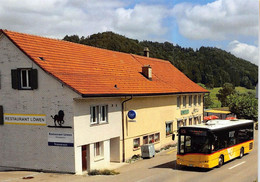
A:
[{"xmin": 81, "ymin": 91, "xmax": 209, "ymax": 98}]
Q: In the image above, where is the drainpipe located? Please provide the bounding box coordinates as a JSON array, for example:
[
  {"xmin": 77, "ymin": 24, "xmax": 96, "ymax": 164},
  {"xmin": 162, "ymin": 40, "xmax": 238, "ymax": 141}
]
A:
[{"xmin": 121, "ymin": 95, "xmax": 133, "ymax": 162}]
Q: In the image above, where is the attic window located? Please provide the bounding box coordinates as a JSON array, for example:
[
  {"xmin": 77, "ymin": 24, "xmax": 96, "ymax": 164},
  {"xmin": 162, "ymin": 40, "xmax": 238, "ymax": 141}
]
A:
[{"xmin": 39, "ymin": 57, "xmax": 45, "ymax": 61}]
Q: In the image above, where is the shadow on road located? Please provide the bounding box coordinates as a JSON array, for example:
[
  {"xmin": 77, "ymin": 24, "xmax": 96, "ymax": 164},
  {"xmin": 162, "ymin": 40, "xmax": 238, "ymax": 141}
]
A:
[{"xmin": 151, "ymin": 160, "xmax": 212, "ymax": 173}]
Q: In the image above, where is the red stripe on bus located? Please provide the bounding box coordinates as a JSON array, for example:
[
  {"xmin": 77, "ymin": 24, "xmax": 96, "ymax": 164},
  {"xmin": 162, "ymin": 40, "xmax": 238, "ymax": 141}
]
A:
[{"xmin": 177, "ymin": 139, "xmax": 254, "ymax": 157}]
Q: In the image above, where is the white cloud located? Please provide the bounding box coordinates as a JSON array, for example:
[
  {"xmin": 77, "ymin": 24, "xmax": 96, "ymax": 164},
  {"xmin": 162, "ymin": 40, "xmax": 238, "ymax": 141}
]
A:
[
  {"xmin": 113, "ymin": 4, "xmax": 168, "ymax": 40},
  {"xmin": 0, "ymin": 0, "xmax": 169, "ymax": 41},
  {"xmin": 172, "ymin": 0, "xmax": 258, "ymax": 41},
  {"xmin": 228, "ymin": 40, "xmax": 259, "ymax": 65}
]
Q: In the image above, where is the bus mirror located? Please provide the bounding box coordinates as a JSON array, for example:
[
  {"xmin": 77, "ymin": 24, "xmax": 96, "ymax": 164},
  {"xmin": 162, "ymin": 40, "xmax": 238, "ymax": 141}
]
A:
[{"xmin": 172, "ymin": 134, "xmax": 175, "ymax": 140}]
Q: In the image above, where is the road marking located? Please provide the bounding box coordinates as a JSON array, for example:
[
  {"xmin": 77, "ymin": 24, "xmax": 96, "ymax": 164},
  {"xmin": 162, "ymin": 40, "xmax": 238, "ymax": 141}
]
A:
[
  {"xmin": 167, "ymin": 149, "xmax": 177, "ymax": 154},
  {"xmin": 228, "ymin": 161, "xmax": 246, "ymax": 170}
]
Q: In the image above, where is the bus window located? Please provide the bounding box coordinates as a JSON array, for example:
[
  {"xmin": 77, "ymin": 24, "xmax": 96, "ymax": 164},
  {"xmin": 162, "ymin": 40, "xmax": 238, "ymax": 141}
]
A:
[
  {"xmin": 185, "ymin": 136, "xmax": 192, "ymax": 153},
  {"xmin": 180, "ymin": 135, "xmax": 185, "ymax": 153}
]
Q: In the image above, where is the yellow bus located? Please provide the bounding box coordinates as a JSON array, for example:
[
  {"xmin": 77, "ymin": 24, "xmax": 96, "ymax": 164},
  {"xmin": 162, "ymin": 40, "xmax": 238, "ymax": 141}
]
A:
[{"xmin": 176, "ymin": 119, "xmax": 254, "ymax": 168}]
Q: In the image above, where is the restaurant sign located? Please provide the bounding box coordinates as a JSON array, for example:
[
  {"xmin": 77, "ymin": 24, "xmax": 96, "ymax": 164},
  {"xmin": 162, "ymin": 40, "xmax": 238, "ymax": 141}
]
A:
[
  {"xmin": 48, "ymin": 132, "xmax": 74, "ymax": 147},
  {"xmin": 4, "ymin": 113, "xmax": 46, "ymax": 125}
]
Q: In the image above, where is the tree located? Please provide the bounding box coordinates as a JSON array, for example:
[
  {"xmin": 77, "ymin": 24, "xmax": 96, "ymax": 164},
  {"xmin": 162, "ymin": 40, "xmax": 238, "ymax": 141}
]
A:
[
  {"xmin": 204, "ymin": 94, "xmax": 214, "ymax": 109},
  {"xmin": 227, "ymin": 93, "xmax": 258, "ymax": 121},
  {"xmin": 216, "ymin": 83, "xmax": 236, "ymax": 107},
  {"xmin": 197, "ymin": 83, "xmax": 213, "ymax": 109}
]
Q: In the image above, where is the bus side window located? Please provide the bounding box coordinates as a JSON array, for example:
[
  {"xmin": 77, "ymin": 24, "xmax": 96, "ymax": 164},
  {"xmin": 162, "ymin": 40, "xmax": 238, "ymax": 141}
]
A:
[{"xmin": 180, "ymin": 135, "xmax": 185, "ymax": 153}]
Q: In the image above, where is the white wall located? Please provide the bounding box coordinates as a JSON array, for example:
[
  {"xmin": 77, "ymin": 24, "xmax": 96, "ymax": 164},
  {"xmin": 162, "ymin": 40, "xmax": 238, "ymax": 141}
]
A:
[
  {"xmin": 0, "ymin": 34, "xmax": 79, "ymax": 173},
  {"xmin": 73, "ymin": 98, "xmax": 122, "ymax": 174}
]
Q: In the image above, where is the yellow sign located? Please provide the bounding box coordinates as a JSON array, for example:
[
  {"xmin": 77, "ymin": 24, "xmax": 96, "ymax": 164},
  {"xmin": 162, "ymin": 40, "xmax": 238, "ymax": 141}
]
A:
[{"xmin": 4, "ymin": 113, "xmax": 46, "ymax": 125}]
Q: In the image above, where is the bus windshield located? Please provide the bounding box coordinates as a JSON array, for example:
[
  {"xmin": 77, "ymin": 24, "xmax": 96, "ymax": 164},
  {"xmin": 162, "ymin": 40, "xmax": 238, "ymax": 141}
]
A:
[
  {"xmin": 179, "ymin": 129, "xmax": 211, "ymax": 154},
  {"xmin": 179, "ymin": 135, "xmax": 211, "ymax": 154}
]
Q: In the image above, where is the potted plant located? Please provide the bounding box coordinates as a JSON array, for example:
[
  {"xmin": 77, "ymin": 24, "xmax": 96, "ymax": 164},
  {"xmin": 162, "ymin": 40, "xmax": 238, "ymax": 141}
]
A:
[{"xmin": 134, "ymin": 144, "xmax": 139, "ymax": 148}]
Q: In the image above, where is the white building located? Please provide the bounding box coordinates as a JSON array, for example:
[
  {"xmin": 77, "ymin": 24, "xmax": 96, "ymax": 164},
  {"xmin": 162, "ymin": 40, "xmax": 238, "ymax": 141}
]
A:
[
  {"xmin": 0, "ymin": 30, "xmax": 122, "ymax": 174},
  {"xmin": 0, "ymin": 30, "xmax": 208, "ymax": 174}
]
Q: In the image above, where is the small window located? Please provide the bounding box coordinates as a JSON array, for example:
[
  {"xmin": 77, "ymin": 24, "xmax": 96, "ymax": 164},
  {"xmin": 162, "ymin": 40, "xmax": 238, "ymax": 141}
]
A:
[
  {"xmin": 189, "ymin": 95, "xmax": 192, "ymax": 107},
  {"xmin": 94, "ymin": 142, "xmax": 103, "ymax": 157},
  {"xmin": 177, "ymin": 120, "xmax": 183, "ymax": 129},
  {"xmin": 21, "ymin": 69, "xmax": 31, "ymax": 89},
  {"xmin": 90, "ymin": 105, "xmax": 108, "ymax": 125},
  {"xmin": 177, "ymin": 96, "xmax": 181, "ymax": 108},
  {"xmin": 149, "ymin": 134, "xmax": 154, "ymax": 143},
  {"xmin": 189, "ymin": 118, "xmax": 192, "ymax": 125},
  {"xmin": 143, "ymin": 136, "xmax": 148, "ymax": 144},
  {"xmin": 11, "ymin": 69, "xmax": 38, "ymax": 90},
  {"xmin": 100, "ymin": 105, "xmax": 108, "ymax": 123},
  {"xmin": 133, "ymin": 138, "xmax": 140, "ymax": 149},
  {"xmin": 198, "ymin": 95, "xmax": 201, "ymax": 106},
  {"xmin": 194, "ymin": 95, "xmax": 197, "ymax": 106},
  {"xmin": 183, "ymin": 96, "xmax": 186, "ymax": 108},
  {"xmin": 166, "ymin": 122, "xmax": 173, "ymax": 136},
  {"xmin": 154, "ymin": 133, "xmax": 160, "ymax": 142},
  {"xmin": 183, "ymin": 119, "xmax": 187, "ymax": 126},
  {"xmin": 90, "ymin": 106, "xmax": 99, "ymax": 124}
]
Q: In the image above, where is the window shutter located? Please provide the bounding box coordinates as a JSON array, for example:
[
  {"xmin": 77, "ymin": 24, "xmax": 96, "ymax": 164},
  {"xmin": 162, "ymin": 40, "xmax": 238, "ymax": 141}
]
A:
[
  {"xmin": 11, "ymin": 69, "xmax": 19, "ymax": 89},
  {"xmin": 0, "ymin": 106, "xmax": 3, "ymax": 125},
  {"xmin": 30, "ymin": 69, "xmax": 38, "ymax": 89}
]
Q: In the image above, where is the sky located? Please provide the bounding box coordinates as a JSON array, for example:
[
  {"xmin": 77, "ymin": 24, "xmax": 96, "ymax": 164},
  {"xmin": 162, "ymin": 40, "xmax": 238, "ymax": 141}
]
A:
[{"xmin": 0, "ymin": 0, "xmax": 258, "ymax": 65}]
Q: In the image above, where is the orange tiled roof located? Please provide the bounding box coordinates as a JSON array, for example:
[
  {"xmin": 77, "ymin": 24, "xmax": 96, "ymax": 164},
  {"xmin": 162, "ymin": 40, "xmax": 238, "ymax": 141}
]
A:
[{"xmin": 1, "ymin": 29, "xmax": 208, "ymax": 96}]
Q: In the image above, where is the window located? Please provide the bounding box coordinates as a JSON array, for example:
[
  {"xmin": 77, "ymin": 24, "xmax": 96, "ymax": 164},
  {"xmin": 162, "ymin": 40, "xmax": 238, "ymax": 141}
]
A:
[
  {"xmin": 194, "ymin": 95, "xmax": 197, "ymax": 106},
  {"xmin": 90, "ymin": 106, "xmax": 99, "ymax": 124},
  {"xmin": 177, "ymin": 120, "xmax": 183, "ymax": 129},
  {"xmin": 189, "ymin": 95, "xmax": 192, "ymax": 107},
  {"xmin": 183, "ymin": 119, "xmax": 187, "ymax": 126},
  {"xmin": 133, "ymin": 138, "xmax": 140, "ymax": 149},
  {"xmin": 183, "ymin": 96, "xmax": 186, "ymax": 108},
  {"xmin": 143, "ymin": 136, "xmax": 148, "ymax": 144},
  {"xmin": 90, "ymin": 105, "xmax": 108, "ymax": 125},
  {"xmin": 100, "ymin": 105, "xmax": 108, "ymax": 123},
  {"xmin": 166, "ymin": 122, "xmax": 173, "ymax": 135},
  {"xmin": 177, "ymin": 96, "xmax": 181, "ymax": 108},
  {"xmin": 198, "ymin": 95, "xmax": 201, "ymax": 106},
  {"xmin": 94, "ymin": 142, "xmax": 103, "ymax": 158},
  {"xmin": 11, "ymin": 69, "xmax": 38, "ymax": 90},
  {"xmin": 154, "ymin": 133, "xmax": 160, "ymax": 142},
  {"xmin": 149, "ymin": 134, "xmax": 154, "ymax": 143},
  {"xmin": 189, "ymin": 118, "xmax": 192, "ymax": 125}
]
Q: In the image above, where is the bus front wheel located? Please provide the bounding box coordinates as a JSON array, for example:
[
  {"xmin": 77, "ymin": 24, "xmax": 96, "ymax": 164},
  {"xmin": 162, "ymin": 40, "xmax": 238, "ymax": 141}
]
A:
[
  {"xmin": 218, "ymin": 155, "xmax": 224, "ymax": 167},
  {"xmin": 239, "ymin": 148, "xmax": 244, "ymax": 158}
]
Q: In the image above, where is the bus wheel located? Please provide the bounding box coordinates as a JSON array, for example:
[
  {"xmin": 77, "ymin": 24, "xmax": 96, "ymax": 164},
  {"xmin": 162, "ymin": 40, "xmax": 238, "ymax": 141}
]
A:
[
  {"xmin": 239, "ymin": 148, "xmax": 244, "ymax": 158},
  {"xmin": 218, "ymin": 155, "xmax": 224, "ymax": 167}
]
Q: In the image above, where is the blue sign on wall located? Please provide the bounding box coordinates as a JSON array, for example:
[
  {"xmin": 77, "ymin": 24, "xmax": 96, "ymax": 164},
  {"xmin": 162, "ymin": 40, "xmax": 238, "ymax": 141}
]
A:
[{"xmin": 128, "ymin": 110, "xmax": 136, "ymax": 120}]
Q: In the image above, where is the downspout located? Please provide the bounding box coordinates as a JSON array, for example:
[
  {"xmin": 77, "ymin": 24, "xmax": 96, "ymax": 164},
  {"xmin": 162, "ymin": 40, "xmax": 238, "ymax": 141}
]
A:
[{"xmin": 121, "ymin": 95, "xmax": 133, "ymax": 162}]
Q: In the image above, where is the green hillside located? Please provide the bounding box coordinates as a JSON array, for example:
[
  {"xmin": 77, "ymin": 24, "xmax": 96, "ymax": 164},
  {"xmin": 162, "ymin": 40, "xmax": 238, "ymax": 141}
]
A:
[
  {"xmin": 209, "ymin": 87, "xmax": 256, "ymax": 108},
  {"xmin": 63, "ymin": 32, "xmax": 258, "ymax": 89}
]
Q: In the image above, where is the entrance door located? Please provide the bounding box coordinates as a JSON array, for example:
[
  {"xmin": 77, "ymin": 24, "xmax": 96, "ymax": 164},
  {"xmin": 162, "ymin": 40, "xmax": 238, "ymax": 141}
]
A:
[{"xmin": 82, "ymin": 145, "xmax": 87, "ymax": 171}]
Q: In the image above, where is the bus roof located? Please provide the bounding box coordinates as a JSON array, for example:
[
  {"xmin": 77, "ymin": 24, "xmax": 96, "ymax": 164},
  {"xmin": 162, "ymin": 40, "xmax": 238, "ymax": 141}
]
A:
[{"xmin": 183, "ymin": 119, "xmax": 253, "ymax": 131}]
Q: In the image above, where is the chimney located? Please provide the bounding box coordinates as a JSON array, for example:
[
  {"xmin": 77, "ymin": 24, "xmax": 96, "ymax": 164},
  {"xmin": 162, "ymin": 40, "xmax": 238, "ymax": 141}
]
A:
[
  {"xmin": 144, "ymin": 47, "xmax": 149, "ymax": 57},
  {"xmin": 142, "ymin": 65, "xmax": 152, "ymax": 80}
]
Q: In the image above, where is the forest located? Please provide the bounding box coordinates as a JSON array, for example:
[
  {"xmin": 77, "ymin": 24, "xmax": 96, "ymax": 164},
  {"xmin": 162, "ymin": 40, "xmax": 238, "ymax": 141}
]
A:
[{"xmin": 63, "ymin": 32, "xmax": 258, "ymax": 89}]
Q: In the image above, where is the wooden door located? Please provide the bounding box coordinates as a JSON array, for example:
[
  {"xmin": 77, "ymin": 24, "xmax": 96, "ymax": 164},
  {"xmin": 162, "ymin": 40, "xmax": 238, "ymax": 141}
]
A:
[{"xmin": 82, "ymin": 145, "xmax": 87, "ymax": 171}]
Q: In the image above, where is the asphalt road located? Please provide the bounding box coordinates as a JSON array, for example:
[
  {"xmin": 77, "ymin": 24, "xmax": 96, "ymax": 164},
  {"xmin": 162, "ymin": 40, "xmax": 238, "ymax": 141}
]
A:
[{"xmin": 0, "ymin": 131, "xmax": 258, "ymax": 182}]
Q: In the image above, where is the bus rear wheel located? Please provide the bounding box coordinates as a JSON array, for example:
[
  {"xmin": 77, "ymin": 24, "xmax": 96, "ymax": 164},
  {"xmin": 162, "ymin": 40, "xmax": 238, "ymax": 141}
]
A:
[
  {"xmin": 218, "ymin": 155, "xmax": 224, "ymax": 167},
  {"xmin": 239, "ymin": 147, "xmax": 244, "ymax": 158}
]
